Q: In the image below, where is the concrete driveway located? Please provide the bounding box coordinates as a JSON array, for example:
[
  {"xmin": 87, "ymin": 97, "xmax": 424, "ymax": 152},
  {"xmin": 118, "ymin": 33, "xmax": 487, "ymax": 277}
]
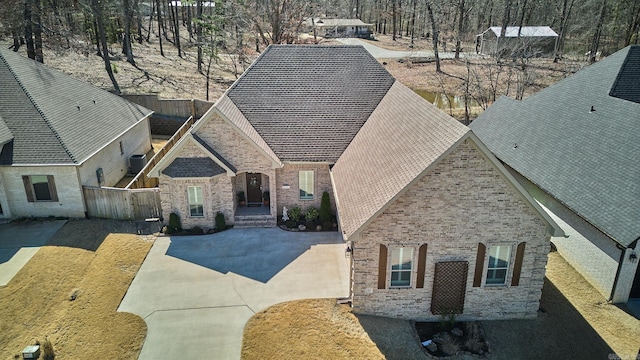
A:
[
  {"xmin": 118, "ymin": 228, "xmax": 350, "ymax": 360},
  {"xmin": 0, "ymin": 220, "xmax": 67, "ymax": 286},
  {"xmin": 337, "ymin": 37, "xmax": 462, "ymax": 59}
]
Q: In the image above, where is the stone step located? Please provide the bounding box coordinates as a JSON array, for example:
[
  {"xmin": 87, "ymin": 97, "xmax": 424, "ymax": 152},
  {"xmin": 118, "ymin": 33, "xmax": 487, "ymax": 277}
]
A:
[{"xmin": 233, "ymin": 217, "xmax": 277, "ymax": 228}]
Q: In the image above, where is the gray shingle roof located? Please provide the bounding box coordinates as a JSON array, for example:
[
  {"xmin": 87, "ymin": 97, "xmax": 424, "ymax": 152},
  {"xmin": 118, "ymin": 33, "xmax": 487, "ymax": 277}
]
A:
[
  {"xmin": 162, "ymin": 157, "xmax": 226, "ymax": 178},
  {"xmin": 332, "ymin": 81, "xmax": 469, "ymax": 238},
  {"xmin": 609, "ymin": 46, "xmax": 640, "ymax": 104},
  {"xmin": 470, "ymin": 45, "xmax": 640, "ymax": 247},
  {"xmin": 0, "ymin": 49, "xmax": 152, "ymax": 165},
  {"xmin": 225, "ymin": 45, "xmax": 395, "ymax": 163}
]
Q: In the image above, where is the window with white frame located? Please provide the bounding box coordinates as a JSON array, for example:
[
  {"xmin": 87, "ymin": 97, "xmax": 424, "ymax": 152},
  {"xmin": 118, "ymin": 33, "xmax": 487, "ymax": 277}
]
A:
[
  {"xmin": 486, "ymin": 245, "xmax": 511, "ymax": 285},
  {"xmin": 390, "ymin": 247, "xmax": 414, "ymax": 287},
  {"xmin": 187, "ymin": 186, "xmax": 204, "ymax": 217},
  {"xmin": 299, "ymin": 170, "xmax": 314, "ymax": 200}
]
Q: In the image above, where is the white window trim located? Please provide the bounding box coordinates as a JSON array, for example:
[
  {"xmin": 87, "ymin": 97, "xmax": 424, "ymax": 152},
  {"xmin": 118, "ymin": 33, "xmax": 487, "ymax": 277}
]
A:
[
  {"xmin": 390, "ymin": 247, "xmax": 414, "ymax": 288},
  {"xmin": 485, "ymin": 245, "xmax": 511, "ymax": 286},
  {"xmin": 299, "ymin": 170, "xmax": 314, "ymax": 200},
  {"xmin": 187, "ymin": 186, "xmax": 204, "ymax": 217}
]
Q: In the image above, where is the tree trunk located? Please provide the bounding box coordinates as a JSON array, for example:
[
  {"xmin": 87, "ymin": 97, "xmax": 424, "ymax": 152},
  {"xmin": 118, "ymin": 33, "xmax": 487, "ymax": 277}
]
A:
[
  {"xmin": 170, "ymin": 0, "xmax": 182, "ymax": 57},
  {"xmin": 123, "ymin": 0, "xmax": 135, "ymax": 65},
  {"xmin": 427, "ymin": 0, "xmax": 440, "ymax": 72},
  {"xmin": 24, "ymin": 0, "xmax": 35, "ymax": 60},
  {"xmin": 589, "ymin": 0, "xmax": 607, "ymax": 64},
  {"xmin": 624, "ymin": 0, "xmax": 640, "ymax": 46},
  {"xmin": 94, "ymin": 18, "xmax": 102, "ymax": 56},
  {"xmin": 146, "ymin": 0, "xmax": 154, "ymax": 42},
  {"xmin": 134, "ymin": 0, "xmax": 143, "ymax": 43},
  {"xmin": 92, "ymin": 0, "xmax": 121, "ymax": 94},
  {"xmin": 455, "ymin": 0, "xmax": 465, "ymax": 59},
  {"xmin": 497, "ymin": 0, "xmax": 511, "ymax": 61},
  {"xmin": 392, "ymin": 0, "xmax": 396, "ymax": 40},
  {"xmin": 156, "ymin": 0, "xmax": 164, "ymax": 56},
  {"xmin": 410, "ymin": 0, "xmax": 416, "ymax": 47},
  {"xmin": 33, "ymin": 0, "xmax": 43, "ymax": 63},
  {"xmin": 197, "ymin": 0, "xmax": 203, "ymax": 72},
  {"xmin": 553, "ymin": 0, "xmax": 574, "ymax": 62}
]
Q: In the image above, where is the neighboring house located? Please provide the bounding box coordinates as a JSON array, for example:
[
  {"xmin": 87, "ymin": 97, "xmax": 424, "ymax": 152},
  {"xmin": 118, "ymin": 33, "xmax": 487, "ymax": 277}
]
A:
[
  {"xmin": 150, "ymin": 44, "xmax": 562, "ymax": 320},
  {"xmin": 471, "ymin": 45, "xmax": 640, "ymax": 304},
  {"xmin": 475, "ymin": 26, "xmax": 558, "ymax": 57},
  {"xmin": 0, "ymin": 49, "xmax": 153, "ymax": 221},
  {"xmin": 303, "ymin": 18, "xmax": 374, "ymax": 39}
]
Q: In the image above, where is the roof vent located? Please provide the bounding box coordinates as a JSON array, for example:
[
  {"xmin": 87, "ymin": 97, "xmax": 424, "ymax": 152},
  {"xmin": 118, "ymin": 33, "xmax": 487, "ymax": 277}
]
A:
[{"xmin": 590, "ymin": 105, "xmax": 596, "ymax": 113}]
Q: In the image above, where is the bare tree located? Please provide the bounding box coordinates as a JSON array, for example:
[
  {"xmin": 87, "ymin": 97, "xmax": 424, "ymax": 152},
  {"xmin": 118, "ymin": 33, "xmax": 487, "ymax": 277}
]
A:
[
  {"xmin": 91, "ymin": 0, "xmax": 121, "ymax": 93},
  {"xmin": 426, "ymin": 0, "xmax": 440, "ymax": 72},
  {"xmin": 123, "ymin": 0, "xmax": 135, "ymax": 64}
]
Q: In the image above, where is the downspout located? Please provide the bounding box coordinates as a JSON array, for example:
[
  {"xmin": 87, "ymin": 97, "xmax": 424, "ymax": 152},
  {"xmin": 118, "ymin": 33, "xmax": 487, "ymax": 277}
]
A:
[{"xmin": 609, "ymin": 242, "xmax": 629, "ymax": 302}]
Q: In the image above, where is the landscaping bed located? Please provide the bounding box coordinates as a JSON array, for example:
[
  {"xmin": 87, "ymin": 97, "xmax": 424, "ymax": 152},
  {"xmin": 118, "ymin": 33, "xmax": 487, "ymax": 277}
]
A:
[{"xmin": 414, "ymin": 320, "xmax": 489, "ymax": 358}]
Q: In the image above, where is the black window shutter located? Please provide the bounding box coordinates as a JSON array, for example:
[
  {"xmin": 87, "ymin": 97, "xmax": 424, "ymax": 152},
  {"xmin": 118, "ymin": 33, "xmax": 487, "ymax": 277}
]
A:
[
  {"xmin": 22, "ymin": 176, "xmax": 34, "ymax": 202},
  {"xmin": 473, "ymin": 243, "xmax": 486, "ymax": 287},
  {"xmin": 378, "ymin": 244, "xmax": 388, "ymax": 290},
  {"xmin": 416, "ymin": 244, "xmax": 428, "ymax": 288},
  {"xmin": 511, "ymin": 242, "xmax": 526, "ymax": 286}
]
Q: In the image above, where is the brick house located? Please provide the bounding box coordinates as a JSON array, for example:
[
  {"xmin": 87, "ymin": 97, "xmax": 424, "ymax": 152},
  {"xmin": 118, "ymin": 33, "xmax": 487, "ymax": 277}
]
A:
[
  {"xmin": 0, "ymin": 49, "xmax": 153, "ymax": 221},
  {"xmin": 150, "ymin": 45, "xmax": 562, "ymax": 320},
  {"xmin": 471, "ymin": 45, "xmax": 640, "ymax": 305}
]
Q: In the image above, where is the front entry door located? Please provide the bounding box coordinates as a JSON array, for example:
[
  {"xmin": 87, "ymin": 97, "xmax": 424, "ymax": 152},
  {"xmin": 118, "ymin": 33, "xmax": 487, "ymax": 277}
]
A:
[{"xmin": 246, "ymin": 173, "xmax": 262, "ymax": 206}]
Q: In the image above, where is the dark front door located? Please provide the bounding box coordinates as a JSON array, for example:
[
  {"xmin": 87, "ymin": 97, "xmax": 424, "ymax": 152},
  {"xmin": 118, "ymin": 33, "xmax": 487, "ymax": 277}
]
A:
[{"xmin": 246, "ymin": 173, "xmax": 262, "ymax": 205}]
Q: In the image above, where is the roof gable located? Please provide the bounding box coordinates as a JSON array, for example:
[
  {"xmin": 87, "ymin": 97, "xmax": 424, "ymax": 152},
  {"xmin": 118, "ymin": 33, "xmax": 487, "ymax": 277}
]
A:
[
  {"xmin": 0, "ymin": 49, "xmax": 152, "ymax": 165},
  {"xmin": 162, "ymin": 157, "xmax": 226, "ymax": 178},
  {"xmin": 471, "ymin": 46, "xmax": 640, "ymax": 247},
  {"xmin": 331, "ymin": 81, "xmax": 469, "ymax": 238},
  {"xmin": 225, "ymin": 45, "xmax": 395, "ymax": 163}
]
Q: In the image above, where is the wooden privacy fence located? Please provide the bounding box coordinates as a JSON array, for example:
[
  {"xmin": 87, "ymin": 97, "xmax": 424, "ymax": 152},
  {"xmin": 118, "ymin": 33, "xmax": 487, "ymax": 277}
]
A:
[
  {"xmin": 120, "ymin": 94, "xmax": 214, "ymax": 119},
  {"xmin": 126, "ymin": 115, "xmax": 196, "ymax": 189},
  {"xmin": 83, "ymin": 186, "xmax": 161, "ymax": 220}
]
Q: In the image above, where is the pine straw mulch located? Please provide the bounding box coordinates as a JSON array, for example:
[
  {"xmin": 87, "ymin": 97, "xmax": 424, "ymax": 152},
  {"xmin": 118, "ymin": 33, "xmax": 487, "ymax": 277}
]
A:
[{"xmin": 0, "ymin": 219, "xmax": 153, "ymax": 360}]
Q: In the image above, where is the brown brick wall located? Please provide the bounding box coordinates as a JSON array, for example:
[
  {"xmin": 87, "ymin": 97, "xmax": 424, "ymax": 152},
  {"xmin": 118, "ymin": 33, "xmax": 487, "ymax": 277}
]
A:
[{"xmin": 352, "ymin": 139, "xmax": 549, "ymax": 320}]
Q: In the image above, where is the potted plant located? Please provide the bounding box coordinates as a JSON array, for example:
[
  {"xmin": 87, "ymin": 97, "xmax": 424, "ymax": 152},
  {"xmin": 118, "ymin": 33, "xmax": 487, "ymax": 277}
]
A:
[
  {"xmin": 262, "ymin": 191, "xmax": 270, "ymax": 206},
  {"xmin": 237, "ymin": 191, "xmax": 246, "ymax": 207}
]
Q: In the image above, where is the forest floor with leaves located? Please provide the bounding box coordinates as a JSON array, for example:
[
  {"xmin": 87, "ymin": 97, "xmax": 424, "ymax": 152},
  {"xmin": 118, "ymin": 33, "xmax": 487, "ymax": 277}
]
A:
[{"xmin": 2, "ymin": 31, "xmax": 587, "ymax": 121}]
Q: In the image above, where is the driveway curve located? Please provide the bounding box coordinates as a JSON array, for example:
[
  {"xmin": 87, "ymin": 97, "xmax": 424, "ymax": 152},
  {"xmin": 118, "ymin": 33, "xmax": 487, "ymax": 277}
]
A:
[
  {"xmin": 337, "ymin": 37, "xmax": 460, "ymax": 59},
  {"xmin": 118, "ymin": 228, "xmax": 350, "ymax": 360}
]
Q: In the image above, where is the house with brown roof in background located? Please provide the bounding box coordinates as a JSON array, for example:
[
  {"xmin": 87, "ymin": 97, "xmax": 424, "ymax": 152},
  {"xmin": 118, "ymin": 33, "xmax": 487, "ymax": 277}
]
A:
[
  {"xmin": 0, "ymin": 48, "xmax": 153, "ymax": 221},
  {"xmin": 149, "ymin": 45, "xmax": 562, "ymax": 320}
]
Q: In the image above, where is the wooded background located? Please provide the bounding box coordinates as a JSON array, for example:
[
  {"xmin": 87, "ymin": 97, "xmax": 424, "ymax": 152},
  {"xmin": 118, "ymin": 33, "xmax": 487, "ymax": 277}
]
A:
[{"xmin": 2, "ymin": 0, "xmax": 638, "ymax": 94}]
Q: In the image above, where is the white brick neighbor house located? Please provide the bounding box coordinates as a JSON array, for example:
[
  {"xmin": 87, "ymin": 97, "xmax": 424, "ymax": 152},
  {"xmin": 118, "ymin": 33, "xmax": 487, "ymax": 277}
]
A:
[
  {"xmin": 472, "ymin": 45, "xmax": 640, "ymax": 305},
  {"xmin": 0, "ymin": 49, "xmax": 153, "ymax": 221},
  {"xmin": 150, "ymin": 45, "xmax": 562, "ymax": 320}
]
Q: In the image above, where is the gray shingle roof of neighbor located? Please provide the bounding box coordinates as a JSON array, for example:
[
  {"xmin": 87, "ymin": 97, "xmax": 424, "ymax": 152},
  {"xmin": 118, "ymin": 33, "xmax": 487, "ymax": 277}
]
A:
[
  {"xmin": 225, "ymin": 45, "xmax": 395, "ymax": 163},
  {"xmin": 0, "ymin": 48, "xmax": 152, "ymax": 165},
  {"xmin": 332, "ymin": 81, "xmax": 469, "ymax": 238},
  {"xmin": 487, "ymin": 26, "xmax": 558, "ymax": 37},
  {"xmin": 162, "ymin": 157, "xmax": 226, "ymax": 178},
  {"xmin": 609, "ymin": 46, "xmax": 640, "ymax": 104},
  {"xmin": 470, "ymin": 45, "xmax": 640, "ymax": 247}
]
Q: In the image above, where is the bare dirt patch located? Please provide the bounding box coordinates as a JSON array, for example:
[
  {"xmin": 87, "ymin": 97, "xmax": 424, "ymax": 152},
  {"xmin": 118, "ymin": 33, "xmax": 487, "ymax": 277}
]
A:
[
  {"xmin": 242, "ymin": 251, "xmax": 640, "ymax": 360},
  {"xmin": 0, "ymin": 219, "xmax": 153, "ymax": 359}
]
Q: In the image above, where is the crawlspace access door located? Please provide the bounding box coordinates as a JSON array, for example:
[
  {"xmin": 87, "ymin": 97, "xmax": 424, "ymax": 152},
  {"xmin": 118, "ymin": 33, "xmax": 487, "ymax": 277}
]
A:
[{"xmin": 431, "ymin": 261, "xmax": 469, "ymax": 315}]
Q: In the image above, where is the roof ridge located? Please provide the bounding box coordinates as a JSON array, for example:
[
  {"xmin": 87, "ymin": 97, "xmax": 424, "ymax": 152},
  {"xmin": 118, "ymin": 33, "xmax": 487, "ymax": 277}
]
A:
[{"xmin": 0, "ymin": 51, "xmax": 76, "ymax": 163}]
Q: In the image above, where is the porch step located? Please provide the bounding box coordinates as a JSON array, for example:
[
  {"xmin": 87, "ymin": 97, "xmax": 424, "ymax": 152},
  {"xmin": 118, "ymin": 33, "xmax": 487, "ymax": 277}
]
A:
[{"xmin": 234, "ymin": 215, "xmax": 277, "ymax": 228}]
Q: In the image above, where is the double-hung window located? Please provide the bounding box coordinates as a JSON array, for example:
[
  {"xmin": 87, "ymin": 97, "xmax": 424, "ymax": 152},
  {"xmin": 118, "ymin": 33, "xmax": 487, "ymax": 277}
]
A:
[
  {"xmin": 486, "ymin": 245, "xmax": 511, "ymax": 285},
  {"xmin": 390, "ymin": 247, "xmax": 414, "ymax": 287},
  {"xmin": 299, "ymin": 170, "xmax": 314, "ymax": 200},
  {"xmin": 188, "ymin": 186, "xmax": 204, "ymax": 217}
]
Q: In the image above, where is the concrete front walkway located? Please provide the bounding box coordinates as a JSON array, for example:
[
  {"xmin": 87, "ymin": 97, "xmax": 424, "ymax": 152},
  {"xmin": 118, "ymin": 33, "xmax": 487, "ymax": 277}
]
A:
[{"xmin": 118, "ymin": 228, "xmax": 350, "ymax": 360}]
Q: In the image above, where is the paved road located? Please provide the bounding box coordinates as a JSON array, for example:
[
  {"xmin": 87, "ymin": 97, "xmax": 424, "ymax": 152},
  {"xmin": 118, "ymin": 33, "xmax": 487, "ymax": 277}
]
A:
[
  {"xmin": 0, "ymin": 220, "xmax": 67, "ymax": 286},
  {"xmin": 337, "ymin": 37, "xmax": 462, "ymax": 59},
  {"xmin": 118, "ymin": 228, "xmax": 350, "ymax": 360}
]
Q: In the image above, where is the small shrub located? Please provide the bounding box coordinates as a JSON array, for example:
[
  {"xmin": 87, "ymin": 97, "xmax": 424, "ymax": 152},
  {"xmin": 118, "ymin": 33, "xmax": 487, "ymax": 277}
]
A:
[
  {"xmin": 289, "ymin": 207, "xmax": 302, "ymax": 222},
  {"xmin": 42, "ymin": 337, "xmax": 55, "ymax": 360},
  {"xmin": 237, "ymin": 191, "xmax": 246, "ymax": 203},
  {"xmin": 305, "ymin": 207, "xmax": 319, "ymax": 222},
  {"xmin": 319, "ymin": 191, "xmax": 332, "ymax": 222},
  {"xmin": 262, "ymin": 191, "xmax": 270, "ymax": 202},
  {"xmin": 168, "ymin": 212, "xmax": 182, "ymax": 232},
  {"xmin": 215, "ymin": 212, "xmax": 226, "ymax": 231},
  {"xmin": 190, "ymin": 226, "xmax": 204, "ymax": 235},
  {"xmin": 440, "ymin": 336, "xmax": 461, "ymax": 356},
  {"xmin": 285, "ymin": 220, "xmax": 297, "ymax": 228}
]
